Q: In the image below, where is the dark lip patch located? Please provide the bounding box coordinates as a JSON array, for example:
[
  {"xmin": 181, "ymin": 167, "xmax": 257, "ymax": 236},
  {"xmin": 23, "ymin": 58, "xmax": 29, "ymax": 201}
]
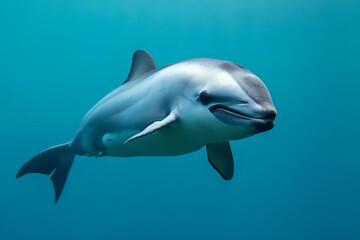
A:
[{"xmin": 209, "ymin": 104, "xmax": 273, "ymax": 121}]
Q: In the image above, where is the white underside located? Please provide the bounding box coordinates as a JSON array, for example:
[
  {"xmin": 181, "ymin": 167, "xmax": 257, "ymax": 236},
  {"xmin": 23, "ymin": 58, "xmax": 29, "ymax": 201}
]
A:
[{"xmin": 102, "ymin": 127, "xmax": 204, "ymax": 157}]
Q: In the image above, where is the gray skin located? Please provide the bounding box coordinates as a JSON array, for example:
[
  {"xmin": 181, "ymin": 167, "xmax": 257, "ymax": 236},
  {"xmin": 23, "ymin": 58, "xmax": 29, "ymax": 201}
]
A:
[
  {"xmin": 70, "ymin": 52, "xmax": 276, "ymax": 157},
  {"xmin": 16, "ymin": 50, "xmax": 277, "ymax": 204}
]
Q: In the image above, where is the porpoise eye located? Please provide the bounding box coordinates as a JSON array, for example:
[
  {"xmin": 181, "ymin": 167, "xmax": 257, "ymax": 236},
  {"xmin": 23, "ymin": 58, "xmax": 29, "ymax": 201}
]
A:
[{"xmin": 199, "ymin": 91, "xmax": 212, "ymax": 105}]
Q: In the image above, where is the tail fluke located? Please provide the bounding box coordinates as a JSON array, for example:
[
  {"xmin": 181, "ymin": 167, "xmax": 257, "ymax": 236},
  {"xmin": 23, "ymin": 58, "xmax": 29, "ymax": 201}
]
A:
[{"xmin": 16, "ymin": 143, "xmax": 75, "ymax": 204}]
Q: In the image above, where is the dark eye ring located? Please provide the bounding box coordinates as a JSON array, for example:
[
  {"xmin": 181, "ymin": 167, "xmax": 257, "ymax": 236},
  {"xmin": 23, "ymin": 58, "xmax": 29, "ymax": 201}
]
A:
[{"xmin": 199, "ymin": 91, "xmax": 211, "ymax": 105}]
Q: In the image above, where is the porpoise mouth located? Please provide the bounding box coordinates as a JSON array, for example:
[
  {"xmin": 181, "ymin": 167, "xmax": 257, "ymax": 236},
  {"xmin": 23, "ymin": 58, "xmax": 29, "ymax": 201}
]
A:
[{"xmin": 209, "ymin": 104, "xmax": 275, "ymax": 121}]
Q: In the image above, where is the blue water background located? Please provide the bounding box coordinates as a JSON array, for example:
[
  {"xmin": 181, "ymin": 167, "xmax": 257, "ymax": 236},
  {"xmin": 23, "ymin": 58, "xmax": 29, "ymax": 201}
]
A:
[{"xmin": 1, "ymin": 1, "xmax": 359, "ymax": 239}]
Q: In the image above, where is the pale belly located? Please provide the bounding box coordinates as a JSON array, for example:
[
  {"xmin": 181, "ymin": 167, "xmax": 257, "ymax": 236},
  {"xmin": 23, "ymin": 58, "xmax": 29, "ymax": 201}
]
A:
[{"xmin": 102, "ymin": 127, "xmax": 204, "ymax": 157}]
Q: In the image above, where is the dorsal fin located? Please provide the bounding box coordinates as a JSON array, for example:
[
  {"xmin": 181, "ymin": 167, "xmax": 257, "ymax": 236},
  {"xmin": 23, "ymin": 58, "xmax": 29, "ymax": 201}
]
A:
[{"xmin": 123, "ymin": 50, "xmax": 156, "ymax": 84}]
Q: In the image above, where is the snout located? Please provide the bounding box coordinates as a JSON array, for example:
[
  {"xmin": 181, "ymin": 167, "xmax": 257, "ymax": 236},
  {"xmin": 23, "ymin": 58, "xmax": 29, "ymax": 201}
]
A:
[
  {"xmin": 262, "ymin": 106, "xmax": 277, "ymax": 121},
  {"xmin": 209, "ymin": 103, "xmax": 276, "ymax": 123},
  {"xmin": 249, "ymin": 102, "xmax": 277, "ymax": 133},
  {"xmin": 241, "ymin": 75, "xmax": 276, "ymax": 121}
]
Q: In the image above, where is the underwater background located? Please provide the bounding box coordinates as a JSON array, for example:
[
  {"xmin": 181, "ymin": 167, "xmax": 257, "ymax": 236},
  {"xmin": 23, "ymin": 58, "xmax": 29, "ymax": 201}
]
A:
[{"xmin": 1, "ymin": 0, "xmax": 359, "ymax": 239}]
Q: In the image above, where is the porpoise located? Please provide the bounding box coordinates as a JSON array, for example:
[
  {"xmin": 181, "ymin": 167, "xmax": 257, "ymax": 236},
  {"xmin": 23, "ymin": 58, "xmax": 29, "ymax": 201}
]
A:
[{"xmin": 17, "ymin": 50, "xmax": 277, "ymax": 203}]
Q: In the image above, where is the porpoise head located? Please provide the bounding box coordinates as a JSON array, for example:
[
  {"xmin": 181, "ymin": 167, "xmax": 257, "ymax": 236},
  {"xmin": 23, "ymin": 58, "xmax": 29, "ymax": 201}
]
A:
[{"xmin": 180, "ymin": 60, "xmax": 276, "ymax": 143}]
